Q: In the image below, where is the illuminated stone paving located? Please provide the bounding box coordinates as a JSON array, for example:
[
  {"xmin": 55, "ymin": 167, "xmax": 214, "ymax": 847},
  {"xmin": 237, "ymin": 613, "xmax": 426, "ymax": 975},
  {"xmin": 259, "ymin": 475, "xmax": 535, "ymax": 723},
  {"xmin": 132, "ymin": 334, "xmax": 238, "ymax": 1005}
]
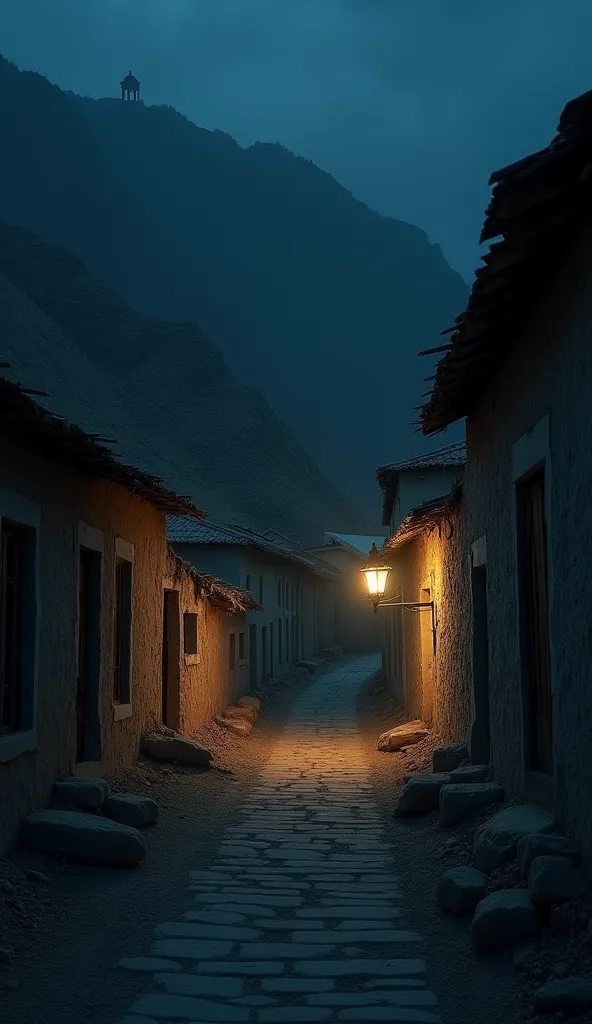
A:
[{"xmin": 119, "ymin": 656, "xmax": 441, "ymax": 1024}]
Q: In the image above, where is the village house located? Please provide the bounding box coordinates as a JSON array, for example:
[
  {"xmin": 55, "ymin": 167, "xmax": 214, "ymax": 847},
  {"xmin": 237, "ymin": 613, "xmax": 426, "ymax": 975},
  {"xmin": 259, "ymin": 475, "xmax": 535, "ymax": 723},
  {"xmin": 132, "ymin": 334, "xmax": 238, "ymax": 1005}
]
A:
[
  {"xmin": 167, "ymin": 518, "xmax": 341, "ymax": 686},
  {"xmin": 307, "ymin": 532, "xmax": 386, "ymax": 654},
  {"xmin": 419, "ymin": 87, "xmax": 592, "ymax": 863},
  {"xmin": 0, "ymin": 374, "xmax": 257, "ymax": 854},
  {"xmin": 376, "ymin": 444, "xmax": 467, "ymax": 735}
]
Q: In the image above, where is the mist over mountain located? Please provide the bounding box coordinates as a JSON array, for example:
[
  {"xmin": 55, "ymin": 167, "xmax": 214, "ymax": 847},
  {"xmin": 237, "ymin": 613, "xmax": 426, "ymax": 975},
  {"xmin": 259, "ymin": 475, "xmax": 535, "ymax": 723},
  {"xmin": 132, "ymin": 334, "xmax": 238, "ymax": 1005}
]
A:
[
  {"xmin": 0, "ymin": 219, "xmax": 370, "ymax": 543},
  {"xmin": 0, "ymin": 55, "xmax": 467, "ymax": 521}
]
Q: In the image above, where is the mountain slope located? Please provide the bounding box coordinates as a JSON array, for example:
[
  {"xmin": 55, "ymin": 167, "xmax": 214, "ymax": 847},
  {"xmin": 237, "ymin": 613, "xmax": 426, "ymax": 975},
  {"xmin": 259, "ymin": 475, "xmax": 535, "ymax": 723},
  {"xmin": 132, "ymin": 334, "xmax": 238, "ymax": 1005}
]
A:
[
  {"xmin": 0, "ymin": 56, "xmax": 468, "ymax": 517},
  {"xmin": 0, "ymin": 220, "xmax": 369, "ymax": 543}
]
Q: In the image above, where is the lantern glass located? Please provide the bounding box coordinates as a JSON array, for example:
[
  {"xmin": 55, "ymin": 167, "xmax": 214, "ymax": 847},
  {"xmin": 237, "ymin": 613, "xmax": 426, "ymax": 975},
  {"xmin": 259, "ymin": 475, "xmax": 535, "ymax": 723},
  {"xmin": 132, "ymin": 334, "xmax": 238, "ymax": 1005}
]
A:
[
  {"xmin": 360, "ymin": 544, "xmax": 391, "ymax": 602},
  {"xmin": 363, "ymin": 566, "xmax": 389, "ymax": 599}
]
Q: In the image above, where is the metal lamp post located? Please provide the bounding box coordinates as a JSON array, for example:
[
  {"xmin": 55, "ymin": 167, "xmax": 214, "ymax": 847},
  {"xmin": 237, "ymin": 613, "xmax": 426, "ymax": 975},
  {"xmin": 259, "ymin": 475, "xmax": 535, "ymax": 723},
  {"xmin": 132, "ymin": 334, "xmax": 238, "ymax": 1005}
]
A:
[{"xmin": 360, "ymin": 543, "xmax": 436, "ymax": 635}]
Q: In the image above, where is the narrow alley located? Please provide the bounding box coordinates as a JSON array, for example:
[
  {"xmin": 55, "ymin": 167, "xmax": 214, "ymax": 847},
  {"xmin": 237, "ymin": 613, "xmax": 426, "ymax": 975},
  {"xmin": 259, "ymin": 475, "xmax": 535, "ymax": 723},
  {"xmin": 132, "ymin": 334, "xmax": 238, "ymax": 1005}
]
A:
[
  {"xmin": 121, "ymin": 653, "xmax": 438, "ymax": 1024},
  {"xmin": 0, "ymin": 656, "xmax": 518, "ymax": 1024}
]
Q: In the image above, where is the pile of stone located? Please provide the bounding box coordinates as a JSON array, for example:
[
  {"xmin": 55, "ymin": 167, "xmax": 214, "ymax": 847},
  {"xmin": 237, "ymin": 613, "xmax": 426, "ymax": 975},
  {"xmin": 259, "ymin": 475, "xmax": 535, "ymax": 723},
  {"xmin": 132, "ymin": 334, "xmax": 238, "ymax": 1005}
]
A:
[
  {"xmin": 435, "ymin": 801, "xmax": 591, "ymax": 1015},
  {"xmin": 21, "ymin": 777, "xmax": 158, "ymax": 867},
  {"xmin": 216, "ymin": 695, "xmax": 262, "ymax": 737},
  {"xmin": 394, "ymin": 741, "xmax": 502, "ymax": 826}
]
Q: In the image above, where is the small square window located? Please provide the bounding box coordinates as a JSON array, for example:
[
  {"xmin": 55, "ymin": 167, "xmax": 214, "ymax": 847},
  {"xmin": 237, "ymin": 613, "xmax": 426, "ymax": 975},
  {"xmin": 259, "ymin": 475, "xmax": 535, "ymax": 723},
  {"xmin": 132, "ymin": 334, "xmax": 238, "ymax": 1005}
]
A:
[
  {"xmin": 239, "ymin": 631, "xmax": 245, "ymax": 660},
  {"xmin": 183, "ymin": 612, "xmax": 198, "ymax": 656}
]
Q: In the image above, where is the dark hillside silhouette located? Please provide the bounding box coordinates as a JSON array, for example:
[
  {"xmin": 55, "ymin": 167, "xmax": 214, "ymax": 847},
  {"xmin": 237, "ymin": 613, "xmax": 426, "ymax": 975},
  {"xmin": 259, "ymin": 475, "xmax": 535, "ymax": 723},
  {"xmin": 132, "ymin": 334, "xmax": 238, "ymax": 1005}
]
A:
[
  {"xmin": 0, "ymin": 56, "xmax": 467, "ymax": 517},
  {"xmin": 0, "ymin": 220, "xmax": 368, "ymax": 543}
]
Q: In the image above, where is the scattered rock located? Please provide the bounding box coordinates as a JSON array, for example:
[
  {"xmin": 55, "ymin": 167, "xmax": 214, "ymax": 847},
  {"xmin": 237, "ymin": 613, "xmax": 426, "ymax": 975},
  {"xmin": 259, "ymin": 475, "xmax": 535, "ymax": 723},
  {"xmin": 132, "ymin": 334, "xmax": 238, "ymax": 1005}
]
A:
[
  {"xmin": 222, "ymin": 705, "xmax": 258, "ymax": 725},
  {"xmin": 52, "ymin": 777, "xmax": 108, "ymax": 810},
  {"xmin": 474, "ymin": 804, "xmax": 555, "ymax": 874},
  {"xmin": 141, "ymin": 733, "xmax": 213, "ymax": 768},
  {"xmin": 437, "ymin": 866, "xmax": 488, "ymax": 915},
  {"xmin": 517, "ymin": 834, "xmax": 581, "ymax": 877},
  {"xmin": 103, "ymin": 794, "xmax": 159, "ymax": 828},
  {"xmin": 471, "ymin": 889, "xmax": 537, "ymax": 952},
  {"xmin": 377, "ymin": 720, "xmax": 428, "ymax": 753},
  {"xmin": 439, "ymin": 782, "xmax": 504, "ymax": 826},
  {"xmin": 432, "ymin": 742, "xmax": 468, "ymax": 773},
  {"xmin": 528, "ymin": 856, "xmax": 588, "ymax": 906},
  {"xmin": 0, "ymin": 879, "xmax": 16, "ymax": 895},
  {"xmin": 394, "ymin": 774, "xmax": 451, "ymax": 816},
  {"xmin": 449, "ymin": 764, "xmax": 488, "ymax": 784},
  {"xmin": 25, "ymin": 869, "xmax": 50, "ymax": 884},
  {"xmin": 512, "ymin": 944, "xmax": 535, "ymax": 970},
  {"xmin": 532, "ymin": 978, "xmax": 592, "ymax": 1016},
  {"xmin": 236, "ymin": 696, "xmax": 261, "ymax": 714},
  {"xmin": 297, "ymin": 659, "xmax": 322, "ymax": 674},
  {"xmin": 22, "ymin": 809, "xmax": 146, "ymax": 866},
  {"xmin": 216, "ymin": 716, "xmax": 253, "ymax": 737}
]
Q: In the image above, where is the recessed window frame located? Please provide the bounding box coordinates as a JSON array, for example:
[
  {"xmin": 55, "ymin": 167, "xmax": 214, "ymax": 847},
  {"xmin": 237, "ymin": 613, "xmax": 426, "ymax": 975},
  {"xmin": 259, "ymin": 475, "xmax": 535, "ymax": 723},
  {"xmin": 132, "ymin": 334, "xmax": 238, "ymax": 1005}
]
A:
[{"xmin": 183, "ymin": 610, "xmax": 199, "ymax": 659}]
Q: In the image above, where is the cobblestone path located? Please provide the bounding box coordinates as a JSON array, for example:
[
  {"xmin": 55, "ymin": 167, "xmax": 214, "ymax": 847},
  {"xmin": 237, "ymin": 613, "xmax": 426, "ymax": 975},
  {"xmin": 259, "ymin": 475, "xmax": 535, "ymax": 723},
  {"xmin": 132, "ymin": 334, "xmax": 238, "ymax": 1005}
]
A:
[{"xmin": 119, "ymin": 655, "xmax": 441, "ymax": 1024}]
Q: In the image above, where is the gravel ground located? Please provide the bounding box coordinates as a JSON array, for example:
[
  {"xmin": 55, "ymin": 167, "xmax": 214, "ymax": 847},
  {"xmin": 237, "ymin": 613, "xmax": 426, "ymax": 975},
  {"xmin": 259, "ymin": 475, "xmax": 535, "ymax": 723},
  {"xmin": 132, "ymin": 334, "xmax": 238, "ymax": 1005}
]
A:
[{"xmin": 0, "ymin": 658, "xmax": 589, "ymax": 1024}]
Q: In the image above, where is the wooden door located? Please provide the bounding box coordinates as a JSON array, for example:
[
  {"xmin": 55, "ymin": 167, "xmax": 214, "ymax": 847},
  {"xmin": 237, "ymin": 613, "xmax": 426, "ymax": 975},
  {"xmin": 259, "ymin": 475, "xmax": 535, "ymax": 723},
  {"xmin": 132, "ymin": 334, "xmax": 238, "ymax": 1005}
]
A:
[
  {"xmin": 420, "ymin": 582, "xmax": 434, "ymax": 726},
  {"xmin": 518, "ymin": 469, "xmax": 553, "ymax": 773},
  {"xmin": 162, "ymin": 590, "xmax": 181, "ymax": 730}
]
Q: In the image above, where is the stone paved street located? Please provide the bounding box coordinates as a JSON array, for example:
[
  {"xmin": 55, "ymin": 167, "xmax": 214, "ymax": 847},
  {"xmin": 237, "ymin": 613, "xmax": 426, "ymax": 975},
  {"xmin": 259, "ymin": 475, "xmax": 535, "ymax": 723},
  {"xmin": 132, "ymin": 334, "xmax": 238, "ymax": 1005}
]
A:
[{"xmin": 119, "ymin": 656, "xmax": 441, "ymax": 1024}]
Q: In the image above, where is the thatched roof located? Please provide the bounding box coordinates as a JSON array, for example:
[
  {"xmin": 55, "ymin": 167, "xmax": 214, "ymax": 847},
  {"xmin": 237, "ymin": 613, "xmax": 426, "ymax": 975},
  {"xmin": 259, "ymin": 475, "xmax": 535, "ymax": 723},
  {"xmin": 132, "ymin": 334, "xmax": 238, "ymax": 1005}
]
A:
[
  {"xmin": 420, "ymin": 87, "xmax": 592, "ymax": 435},
  {"xmin": 0, "ymin": 371, "xmax": 204, "ymax": 520},
  {"xmin": 167, "ymin": 548, "xmax": 261, "ymax": 615},
  {"xmin": 383, "ymin": 483, "xmax": 462, "ymax": 555}
]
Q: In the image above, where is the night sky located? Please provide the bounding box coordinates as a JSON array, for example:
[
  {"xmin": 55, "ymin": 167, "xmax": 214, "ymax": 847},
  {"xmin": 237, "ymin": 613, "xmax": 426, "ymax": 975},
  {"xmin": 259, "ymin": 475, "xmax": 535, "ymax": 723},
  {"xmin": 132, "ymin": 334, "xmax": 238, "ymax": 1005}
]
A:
[{"xmin": 1, "ymin": 0, "xmax": 590, "ymax": 278}]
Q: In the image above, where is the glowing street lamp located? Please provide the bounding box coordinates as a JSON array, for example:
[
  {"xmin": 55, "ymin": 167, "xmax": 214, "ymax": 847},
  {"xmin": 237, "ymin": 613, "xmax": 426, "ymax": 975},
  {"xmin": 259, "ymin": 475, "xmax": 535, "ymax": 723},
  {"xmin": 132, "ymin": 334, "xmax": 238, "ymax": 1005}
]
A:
[{"xmin": 360, "ymin": 543, "xmax": 391, "ymax": 613}]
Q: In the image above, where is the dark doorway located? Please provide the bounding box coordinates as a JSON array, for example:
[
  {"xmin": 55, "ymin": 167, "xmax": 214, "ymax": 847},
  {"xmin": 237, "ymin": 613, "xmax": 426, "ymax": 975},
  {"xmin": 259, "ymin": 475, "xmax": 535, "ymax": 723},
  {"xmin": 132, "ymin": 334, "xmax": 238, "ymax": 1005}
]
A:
[
  {"xmin": 162, "ymin": 590, "xmax": 181, "ymax": 730},
  {"xmin": 77, "ymin": 547, "xmax": 102, "ymax": 762},
  {"xmin": 261, "ymin": 625, "xmax": 268, "ymax": 682},
  {"xmin": 470, "ymin": 564, "xmax": 490, "ymax": 764},
  {"xmin": 249, "ymin": 624, "xmax": 258, "ymax": 689},
  {"xmin": 420, "ymin": 584, "xmax": 434, "ymax": 727},
  {"xmin": 517, "ymin": 467, "xmax": 553, "ymax": 774}
]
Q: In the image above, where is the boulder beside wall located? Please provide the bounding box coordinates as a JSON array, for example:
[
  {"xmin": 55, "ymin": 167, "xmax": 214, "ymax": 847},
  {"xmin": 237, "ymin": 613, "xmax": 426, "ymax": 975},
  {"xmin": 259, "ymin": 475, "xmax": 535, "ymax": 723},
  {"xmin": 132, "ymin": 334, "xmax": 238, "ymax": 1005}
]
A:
[
  {"xmin": 473, "ymin": 804, "xmax": 555, "ymax": 874},
  {"xmin": 471, "ymin": 889, "xmax": 537, "ymax": 952},
  {"xmin": 22, "ymin": 810, "xmax": 146, "ymax": 866},
  {"xmin": 103, "ymin": 794, "xmax": 159, "ymax": 828},
  {"xmin": 236, "ymin": 696, "xmax": 261, "ymax": 714},
  {"xmin": 395, "ymin": 774, "xmax": 451, "ymax": 817},
  {"xmin": 141, "ymin": 733, "xmax": 213, "ymax": 767},
  {"xmin": 223, "ymin": 704, "xmax": 258, "ymax": 724},
  {"xmin": 216, "ymin": 715, "xmax": 252, "ymax": 736},
  {"xmin": 449, "ymin": 764, "xmax": 488, "ymax": 784},
  {"xmin": 52, "ymin": 778, "xmax": 109, "ymax": 811},
  {"xmin": 377, "ymin": 720, "xmax": 428, "ymax": 752},
  {"xmin": 439, "ymin": 782, "xmax": 504, "ymax": 826},
  {"xmin": 437, "ymin": 866, "xmax": 488, "ymax": 916},
  {"xmin": 517, "ymin": 833, "xmax": 581, "ymax": 877},
  {"xmin": 432, "ymin": 743, "xmax": 468, "ymax": 773},
  {"xmin": 527, "ymin": 855, "xmax": 588, "ymax": 905}
]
